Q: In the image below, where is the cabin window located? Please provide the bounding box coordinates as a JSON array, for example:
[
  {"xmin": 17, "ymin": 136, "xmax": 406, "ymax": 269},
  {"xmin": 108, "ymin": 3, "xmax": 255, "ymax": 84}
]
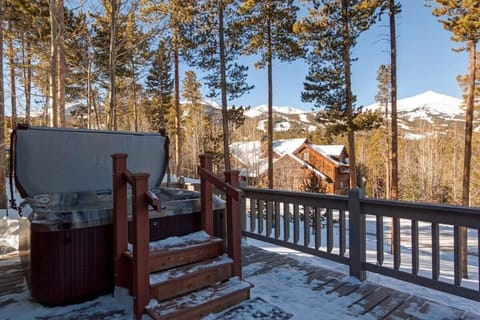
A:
[{"xmin": 303, "ymin": 151, "xmax": 309, "ymax": 161}]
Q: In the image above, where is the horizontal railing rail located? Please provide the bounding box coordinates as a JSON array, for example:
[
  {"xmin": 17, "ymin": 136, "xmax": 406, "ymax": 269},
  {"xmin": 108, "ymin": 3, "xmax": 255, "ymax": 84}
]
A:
[{"xmin": 240, "ymin": 187, "xmax": 480, "ymax": 302}]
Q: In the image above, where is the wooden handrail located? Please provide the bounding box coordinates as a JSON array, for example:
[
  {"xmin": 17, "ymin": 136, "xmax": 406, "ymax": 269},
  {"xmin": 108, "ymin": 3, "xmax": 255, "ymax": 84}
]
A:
[
  {"xmin": 199, "ymin": 154, "xmax": 243, "ymax": 278},
  {"xmin": 112, "ymin": 153, "xmax": 151, "ymax": 320},
  {"xmin": 198, "ymin": 166, "xmax": 243, "ymax": 200}
]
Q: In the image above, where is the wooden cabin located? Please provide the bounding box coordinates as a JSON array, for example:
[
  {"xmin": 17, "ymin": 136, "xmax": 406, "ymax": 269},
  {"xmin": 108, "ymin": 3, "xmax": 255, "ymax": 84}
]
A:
[{"xmin": 231, "ymin": 138, "xmax": 349, "ymax": 194}]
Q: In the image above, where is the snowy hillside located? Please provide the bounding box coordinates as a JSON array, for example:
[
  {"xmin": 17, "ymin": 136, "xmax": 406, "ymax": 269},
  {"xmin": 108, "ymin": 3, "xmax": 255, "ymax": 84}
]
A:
[
  {"xmin": 214, "ymin": 91, "xmax": 467, "ymax": 135},
  {"xmin": 244, "ymin": 105, "xmax": 307, "ymax": 118},
  {"xmin": 365, "ymin": 91, "xmax": 463, "ymax": 122}
]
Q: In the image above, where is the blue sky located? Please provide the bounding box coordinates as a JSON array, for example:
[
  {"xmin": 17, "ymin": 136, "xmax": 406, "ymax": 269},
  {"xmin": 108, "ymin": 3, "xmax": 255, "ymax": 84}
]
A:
[{"xmin": 221, "ymin": 1, "xmax": 469, "ymax": 112}]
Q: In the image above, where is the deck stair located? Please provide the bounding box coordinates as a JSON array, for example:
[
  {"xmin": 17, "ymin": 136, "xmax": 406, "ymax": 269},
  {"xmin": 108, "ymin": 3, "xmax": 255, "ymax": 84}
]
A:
[
  {"xmin": 123, "ymin": 231, "xmax": 251, "ymax": 319},
  {"xmin": 113, "ymin": 153, "xmax": 248, "ymax": 319}
]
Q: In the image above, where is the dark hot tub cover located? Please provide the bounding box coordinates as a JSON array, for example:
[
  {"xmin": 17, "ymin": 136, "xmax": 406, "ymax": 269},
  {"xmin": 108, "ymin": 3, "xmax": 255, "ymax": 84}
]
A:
[{"xmin": 13, "ymin": 125, "xmax": 169, "ymax": 197}]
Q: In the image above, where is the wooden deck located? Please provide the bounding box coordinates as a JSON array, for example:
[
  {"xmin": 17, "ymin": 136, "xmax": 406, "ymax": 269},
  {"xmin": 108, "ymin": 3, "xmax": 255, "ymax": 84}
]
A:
[{"xmin": 1, "ymin": 245, "xmax": 480, "ymax": 319}]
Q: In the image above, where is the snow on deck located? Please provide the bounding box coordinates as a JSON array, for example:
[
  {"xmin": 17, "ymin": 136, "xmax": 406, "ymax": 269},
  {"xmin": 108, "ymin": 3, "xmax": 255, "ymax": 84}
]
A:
[{"xmin": 2, "ymin": 217, "xmax": 480, "ymax": 319}]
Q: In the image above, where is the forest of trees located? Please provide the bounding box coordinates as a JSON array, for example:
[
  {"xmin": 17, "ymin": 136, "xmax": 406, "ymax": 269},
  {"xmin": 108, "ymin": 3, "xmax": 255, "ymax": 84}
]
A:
[{"xmin": 0, "ymin": 0, "xmax": 478, "ymax": 209}]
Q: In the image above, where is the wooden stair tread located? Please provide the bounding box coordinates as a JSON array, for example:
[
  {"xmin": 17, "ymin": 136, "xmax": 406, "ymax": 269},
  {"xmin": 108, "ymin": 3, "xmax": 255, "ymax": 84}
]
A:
[
  {"xmin": 145, "ymin": 278, "xmax": 252, "ymax": 320},
  {"xmin": 123, "ymin": 231, "xmax": 224, "ymax": 274},
  {"xmin": 149, "ymin": 255, "xmax": 233, "ymax": 286},
  {"xmin": 124, "ymin": 231, "xmax": 223, "ymax": 258}
]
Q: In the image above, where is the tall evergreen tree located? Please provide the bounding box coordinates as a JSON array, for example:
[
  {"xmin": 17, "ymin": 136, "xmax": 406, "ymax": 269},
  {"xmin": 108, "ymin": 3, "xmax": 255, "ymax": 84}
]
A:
[
  {"xmin": 186, "ymin": 0, "xmax": 253, "ymax": 172},
  {"xmin": 296, "ymin": 0, "xmax": 379, "ymax": 188},
  {"xmin": 237, "ymin": 0, "xmax": 304, "ymax": 189},
  {"xmin": 430, "ymin": 0, "xmax": 480, "ymax": 279},
  {"xmin": 430, "ymin": 1, "xmax": 480, "ymax": 207},
  {"xmin": 375, "ymin": 64, "xmax": 391, "ymax": 199},
  {"xmin": 146, "ymin": 39, "xmax": 174, "ymax": 131},
  {"xmin": 387, "ymin": 0, "xmax": 400, "ymax": 201},
  {"xmin": 141, "ymin": 0, "xmax": 196, "ymax": 179},
  {"xmin": 358, "ymin": 0, "xmax": 401, "ymax": 199},
  {"xmin": 182, "ymin": 70, "xmax": 204, "ymax": 177}
]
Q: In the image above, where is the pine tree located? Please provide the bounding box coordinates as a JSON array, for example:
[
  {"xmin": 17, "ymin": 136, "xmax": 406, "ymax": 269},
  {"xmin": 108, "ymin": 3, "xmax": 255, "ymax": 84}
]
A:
[
  {"xmin": 430, "ymin": 0, "xmax": 480, "ymax": 279},
  {"xmin": 429, "ymin": 1, "xmax": 480, "ymax": 207},
  {"xmin": 375, "ymin": 64, "xmax": 391, "ymax": 198},
  {"xmin": 146, "ymin": 39, "xmax": 174, "ymax": 131},
  {"xmin": 236, "ymin": 0, "xmax": 303, "ymax": 189},
  {"xmin": 185, "ymin": 0, "xmax": 253, "ymax": 172},
  {"xmin": 124, "ymin": 10, "xmax": 152, "ymax": 131},
  {"xmin": 296, "ymin": 0, "xmax": 380, "ymax": 188},
  {"xmin": 302, "ymin": 171, "xmax": 325, "ymax": 193},
  {"xmin": 141, "ymin": 0, "xmax": 196, "ymax": 179},
  {"xmin": 182, "ymin": 70, "xmax": 204, "ymax": 177}
]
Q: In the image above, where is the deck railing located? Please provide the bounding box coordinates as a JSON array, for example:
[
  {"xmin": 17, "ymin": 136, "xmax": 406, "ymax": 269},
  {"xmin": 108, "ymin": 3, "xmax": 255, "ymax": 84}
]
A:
[
  {"xmin": 112, "ymin": 153, "xmax": 159, "ymax": 320},
  {"xmin": 240, "ymin": 188, "xmax": 480, "ymax": 302},
  {"xmin": 198, "ymin": 154, "xmax": 243, "ymax": 277}
]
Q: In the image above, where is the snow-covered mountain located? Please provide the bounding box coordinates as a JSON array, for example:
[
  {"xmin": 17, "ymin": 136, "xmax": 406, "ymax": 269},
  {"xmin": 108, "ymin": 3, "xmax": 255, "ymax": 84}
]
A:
[
  {"xmin": 244, "ymin": 105, "xmax": 308, "ymax": 118},
  {"xmin": 242, "ymin": 105, "xmax": 319, "ymax": 133},
  {"xmin": 365, "ymin": 91, "xmax": 463, "ymax": 123},
  {"xmin": 206, "ymin": 91, "xmax": 469, "ymax": 136}
]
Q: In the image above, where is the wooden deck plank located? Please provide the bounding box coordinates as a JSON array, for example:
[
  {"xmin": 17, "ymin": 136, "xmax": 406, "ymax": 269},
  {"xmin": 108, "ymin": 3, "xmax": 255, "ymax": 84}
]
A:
[
  {"xmin": 331, "ymin": 281, "xmax": 361, "ymax": 297},
  {"xmin": 1, "ymin": 245, "xmax": 479, "ymax": 320},
  {"xmin": 384, "ymin": 296, "xmax": 428, "ymax": 320},
  {"xmin": 350, "ymin": 286, "xmax": 394, "ymax": 315},
  {"xmin": 367, "ymin": 290, "xmax": 411, "ymax": 320},
  {"xmin": 348, "ymin": 283, "xmax": 381, "ymax": 305},
  {"xmin": 385, "ymin": 295, "xmax": 463, "ymax": 320},
  {"xmin": 315, "ymin": 278, "xmax": 347, "ymax": 292}
]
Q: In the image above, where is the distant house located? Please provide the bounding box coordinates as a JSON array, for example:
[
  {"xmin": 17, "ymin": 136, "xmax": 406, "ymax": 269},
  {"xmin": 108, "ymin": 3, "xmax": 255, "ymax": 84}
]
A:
[{"xmin": 230, "ymin": 138, "xmax": 349, "ymax": 195}]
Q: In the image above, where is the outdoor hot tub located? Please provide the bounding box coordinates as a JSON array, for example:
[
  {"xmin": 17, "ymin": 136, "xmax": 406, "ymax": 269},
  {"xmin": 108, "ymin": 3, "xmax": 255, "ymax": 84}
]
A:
[{"xmin": 13, "ymin": 125, "xmax": 225, "ymax": 306}]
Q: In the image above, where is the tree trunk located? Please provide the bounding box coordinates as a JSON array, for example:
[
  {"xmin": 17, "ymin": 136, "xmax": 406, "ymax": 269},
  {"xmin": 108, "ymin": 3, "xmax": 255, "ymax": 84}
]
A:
[
  {"xmin": 173, "ymin": 29, "xmax": 182, "ymax": 178},
  {"xmin": 7, "ymin": 22, "xmax": 16, "ymax": 129},
  {"xmin": 390, "ymin": 0, "xmax": 398, "ymax": 200},
  {"xmin": 49, "ymin": 0, "xmax": 58, "ymax": 127},
  {"xmin": 460, "ymin": 40, "xmax": 476, "ymax": 278},
  {"xmin": 22, "ymin": 38, "xmax": 32, "ymax": 125},
  {"xmin": 0, "ymin": 0, "xmax": 8, "ymax": 209},
  {"xmin": 131, "ymin": 59, "xmax": 138, "ymax": 132},
  {"xmin": 384, "ymin": 97, "xmax": 390, "ymax": 199},
  {"xmin": 57, "ymin": 0, "xmax": 65, "ymax": 127},
  {"xmin": 108, "ymin": 0, "xmax": 118, "ymax": 130},
  {"xmin": 341, "ymin": 0, "xmax": 356, "ymax": 188},
  {"xmin": 87, "ymin": 59, "xmax": 92, "ymax": 129},
  {"xmin": 266, "ymin": 14, "xmax": 274, "ymax": 189},
  {"xmin": 219, "ymin": 5, "xmax": 231, "ymax": 172},
  {"xmin": 389, "ymin": 0, "xmax": 399, "ymax": 257}
]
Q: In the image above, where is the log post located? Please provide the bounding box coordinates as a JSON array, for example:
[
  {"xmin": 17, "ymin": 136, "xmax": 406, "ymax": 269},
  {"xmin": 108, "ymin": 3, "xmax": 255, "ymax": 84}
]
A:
[{"xmin": 112, "ymin": 153, "xmax": 128, "ymax": 287}]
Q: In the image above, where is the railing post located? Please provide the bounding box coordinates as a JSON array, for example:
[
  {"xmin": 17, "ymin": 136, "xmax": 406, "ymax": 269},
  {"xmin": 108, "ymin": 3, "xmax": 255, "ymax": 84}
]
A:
[
  {"xmin": 112, "ymin": 153, "xmax": 128, "ymax": 287},
  {"xmin": 131, "ymin": 173, "xmax": 150, "ymax": 320},
  {"xmin": 225, "ymin": 170, "xmax": 242, "ymax": 278},
  {"xmin": 200, "ymin": 154, "xmax": 214, "ymax": 235},
  {"xmin": 348, "ymin": 188, "xmax": 366, "ymax": 281}
]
